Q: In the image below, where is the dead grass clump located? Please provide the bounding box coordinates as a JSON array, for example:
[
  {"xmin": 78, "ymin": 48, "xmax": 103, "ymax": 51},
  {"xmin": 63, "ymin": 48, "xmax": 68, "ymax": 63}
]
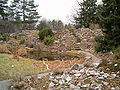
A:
[
  {"xmin": 0, "ymin": 44, "xmax": 10, "ymax": 53},
  {"xmin": 18, "ymin": 46, "xmax": 28, "ymax": 57},
  {"xmin": 52, "ymin": 68, "xmax": 65, "ymax": 75}
]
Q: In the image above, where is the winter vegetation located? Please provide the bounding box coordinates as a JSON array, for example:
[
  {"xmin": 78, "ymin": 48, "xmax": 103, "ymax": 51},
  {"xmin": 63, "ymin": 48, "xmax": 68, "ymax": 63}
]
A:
[{"xmin": 0, "ymin": 0, "xmax": 120, "ymax": 90}]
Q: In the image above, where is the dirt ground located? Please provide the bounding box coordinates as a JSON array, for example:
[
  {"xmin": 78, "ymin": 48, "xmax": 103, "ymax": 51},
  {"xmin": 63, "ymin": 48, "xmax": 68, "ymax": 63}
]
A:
[{"xmin": 34, "ymin": 59, "xmax": 83, "ymax": 70}]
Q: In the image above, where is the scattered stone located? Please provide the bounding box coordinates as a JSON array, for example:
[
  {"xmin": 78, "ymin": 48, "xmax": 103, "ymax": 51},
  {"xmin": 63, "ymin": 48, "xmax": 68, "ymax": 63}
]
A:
[
  {"xmin": 74, "ymin": 73, "xmax": 81, "ymax": 77},
  {"xmin": 111, "ymin": 74, "xmax": 117, "ymax": 78},
  {"xmin": 71, "ymin": 64, "xmax": 84, "ymax": 70},
  {"xmin": 111, "ymin": 87, "xmax": 115, "ymax": 90},
  {"xmin": 48, "ymin": 63, "xmax": 120, "ymax": 90},
  {"xmin": 89, "ymin": 70, "xmax": 96, "ymax": 76},
  {"xmin": 65, "ymin": 76, "xmax": 72, "ymax": 82},
  {"xmin": 115, "ymin": 86, "xmax": 120, "ymax": 90},
  {"xmin": 98, "ymin": 77, "xmax": 104, "ymax": 80},
  {"xmin": 49, "ymin": 76, "xmax": 54, "ymax": 81},
  {"xmin": 114, "ymin": 64, "xmax": 118, "ymax": 67},
  {"xmin": 81, "ymin": 84, "xmax": 89, "ymax": 88},
  {"xmin": 102, "ymin": 81, "xmax": 109, "ymax": 86},
  {"xmin": 59, "ymin": 80, "xmax": 65, "ymax": 85},
  {"xmin": 89, "ymin": 87, "xmax": 95, "ymax": 90},
  {"xmin": 103, "ymin": 73, "xmax": 110, "ymax": 78},
  {"xmin": 49, "ymin": 82, "xmax": 55, "ymax": 88}
]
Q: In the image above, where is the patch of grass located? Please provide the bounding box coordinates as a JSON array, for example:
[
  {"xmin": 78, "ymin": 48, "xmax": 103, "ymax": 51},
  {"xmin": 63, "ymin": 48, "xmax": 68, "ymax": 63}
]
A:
[{"xmin": 0, "ymin": 54, "xmax": 48, "ymax": 80}]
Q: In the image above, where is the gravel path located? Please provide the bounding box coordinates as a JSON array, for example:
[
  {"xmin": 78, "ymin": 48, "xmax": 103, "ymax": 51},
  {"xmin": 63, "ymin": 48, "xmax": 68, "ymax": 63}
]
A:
[{"xmin": 78, "ymin": 50, "xmax": 101, "ymax": 67}]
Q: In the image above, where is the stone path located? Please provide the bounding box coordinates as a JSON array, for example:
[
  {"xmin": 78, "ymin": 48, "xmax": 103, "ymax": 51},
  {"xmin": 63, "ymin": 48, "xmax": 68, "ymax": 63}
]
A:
[
  {"xmin": 78, "ymin": 50, "xmax": 101, "ymax": 67},
  {"xmin": 0, "ymin": 80, "xmax": 12, "ymax": 90}
]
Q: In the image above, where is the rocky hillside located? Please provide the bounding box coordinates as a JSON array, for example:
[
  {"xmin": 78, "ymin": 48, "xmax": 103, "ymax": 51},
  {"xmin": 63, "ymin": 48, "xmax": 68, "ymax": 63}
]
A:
[
  {"xmin": 74, "ymin": 28, "xmax": 102, "ymax": 51},
  {"xmin": 48, "ymin": 63, "xmax": 120, "ymax": 90}
]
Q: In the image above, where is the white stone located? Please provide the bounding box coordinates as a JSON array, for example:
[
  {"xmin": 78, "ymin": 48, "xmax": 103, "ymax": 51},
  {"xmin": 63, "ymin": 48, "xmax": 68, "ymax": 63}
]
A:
[
  {"xmin": 56, "ymin": 76, "xmax": 62, "ymax": 79},
  {"xmin": 106, "ymin": 68, "xmax": 110, "ymax": 71},
  {"xmin": 102, "ymin": 81, "xmax": 109, "ymax": 86},
  {"xmin": 114, "ymin": 64, "xmax": 118, "ymax": 67},
  {"xmin": 49, "ymin": 82, "xmax": 55, "ymax": 88},
  {"xmin": 103, "ymin": 73, "xmax": 110, "ymax": 78},
  {"xmin": 111, "ymin": 87, "xmax": 115, "ymax": 90},
  {"xmin": 89, "ymin": 70, "xmax": 96, "ymax": 76},
  {"xmin": 85, "ymin": 56, "xmax": 91, "ymax": 60},
  {"xmin": 100, "ymin": 71, "xmax": 104, "ymax": 75},
  {"xmin": 80, "ymin": 84, "xmax": 89, "ymax": 88},
  {"xmin": 98, "ymin": 77, "xmax": 104, "ymax": 80},
  {"xmin": 95, "ymin": 86, "xmax": 102, "ymax": 90},
  {"xmin": 66, "ymin": 76, "xmax": 72, "ymax": 82},
  {"xmin": 92, "ymin": 62, "xmax": 100, "ymax": 67},
  {"xmin": 59, "ymin": 80, "xmax": 65, "ymax": 85},
  {"xmin": 49, "ymin": 76, "xmax": 54, "ymax": 81},
  {"xmin": 74, "ymin": 73, "xmax": 81, "ymax": 77}
]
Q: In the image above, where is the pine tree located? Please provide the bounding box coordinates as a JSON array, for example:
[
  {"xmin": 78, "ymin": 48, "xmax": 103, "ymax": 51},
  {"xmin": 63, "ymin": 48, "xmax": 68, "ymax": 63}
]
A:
[
  {"xmin": 26, "ymin": 0, "xmax": 40, "ymax": 22},
  {"xmin": 10, "ymin": 0, "xmax": 40, "ymax": 22},
  {"xmin": 0, "ymin": 0, "xmax": 8, "ymax": 20},
  {"xmin": 96, "ymin": 0, "xmax": 120, "ymax": 51},
  {"xmin": 9, "ymin": 0, "xmax": 22, "ymax": 21},
  {"xmin": 74, "ymin": 0, "xmax": 98, "ymax": 28}
]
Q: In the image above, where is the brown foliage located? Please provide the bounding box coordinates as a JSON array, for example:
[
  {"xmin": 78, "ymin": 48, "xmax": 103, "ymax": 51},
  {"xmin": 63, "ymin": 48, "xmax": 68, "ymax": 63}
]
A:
[
  {"xmin": 0, "ymin": 44, "xmax": 10, "ymax": 53},
  {"xmin": 17, "ymin": 46, "xmax": 28, "ymax": 57}
]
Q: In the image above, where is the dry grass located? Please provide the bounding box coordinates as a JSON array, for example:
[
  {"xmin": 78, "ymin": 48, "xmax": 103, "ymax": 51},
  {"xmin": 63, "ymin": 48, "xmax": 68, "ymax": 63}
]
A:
[
  {"xmin": 0, "ymin": 44, "xmax": 10, "ymax": 53},
  {"xmin": 35, "ymin": 59, "xmax": 83, "ymax": 70}
]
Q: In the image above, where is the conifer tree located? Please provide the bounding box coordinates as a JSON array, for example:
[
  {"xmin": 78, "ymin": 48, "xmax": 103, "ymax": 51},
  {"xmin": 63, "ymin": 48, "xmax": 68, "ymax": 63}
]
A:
[
  {"xmin": 74, "ymin": 0, "xmax": 98, "ymax": 28},
  {"xmin": 26, "ymin": 0, "xmax": 40, "ymax": 22},
  {"xmin": 10, "ymin": 0, "xmax": 40, "ymax": 22},
  {"xmin": 96, "ymin": 0, "xmax": 120, "ymax": 52},
  {"xmin": 0, "ymin": 0, "xmax": 8, "ymax": 20},
  {"xmin": 9, "ymin": 0, "xmax": 22, "ymax": 21}
]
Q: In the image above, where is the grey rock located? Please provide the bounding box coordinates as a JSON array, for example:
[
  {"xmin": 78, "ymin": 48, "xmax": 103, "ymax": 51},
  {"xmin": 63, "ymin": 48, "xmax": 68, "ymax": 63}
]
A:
[
  {"xmin": 89, "ymin": 87, "xmax": 95, "ymax": 90},
  {"xmin": 60, "ymin": 87, "xmax": 70, "ymax": 90},
  {"xmin": 115, "ymin": 86, "xmax": 120, "ymax": 90},
  {"xmin": 92, "ymin": 62, "xmax": 101, "ymax": 67},
  {"xmin": 111, "ymin": 74, "xmax": 117, "ymax": 78},
  {"xmin": 102, "ymin": 81, "xmax": 109, "ymax": 86},
  {"xmin": 71, "ymin": 64, "xmax": 84, "ymax": 70}
]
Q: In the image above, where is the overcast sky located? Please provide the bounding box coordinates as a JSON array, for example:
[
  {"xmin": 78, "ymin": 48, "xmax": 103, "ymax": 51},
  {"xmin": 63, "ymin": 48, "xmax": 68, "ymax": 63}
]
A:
[
  {"xmin": 34, "ymin": 0, "xmax": 78, "ymax": 24},
  {"xmin": 9, "ymin": 0, "xmax": 102, "ymax": 24}
]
